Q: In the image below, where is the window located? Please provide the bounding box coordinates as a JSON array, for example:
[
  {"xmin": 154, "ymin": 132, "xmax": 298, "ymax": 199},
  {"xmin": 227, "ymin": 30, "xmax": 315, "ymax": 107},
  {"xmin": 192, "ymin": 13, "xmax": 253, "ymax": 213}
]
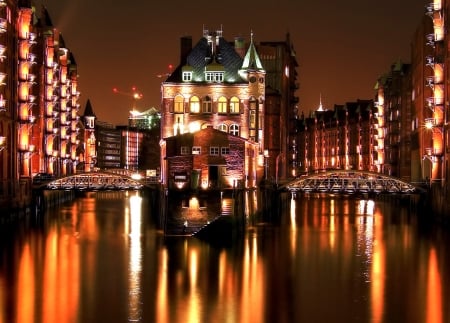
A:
[
  {"xmin": 174, "ymin": 95, "xmax": 184, "ymax": 113},
  {"xmin": 218, "ymin": 96, "xmax": 227, "ymax": 114},
  {"xmin": 229, "ymin": 124, "xmax": 239, "ymax": 136},
  {"xmin": 221, "ymin": 146, "xmax": 230, "ymax": 155},
  {"xmin": 218, "ymin": 124, "xmax": 227, "ymax": 132},
  {"xmin": 190, "ymin": 96, "xmax": 200, "ymax": 113},
  {"xmin": 230, "ymin": 97, "xmax": 240, "ymax": 114},
  {"xmin": 202, "ymin": 96, "xmax": 212, "ymax": 113},
  {"xmin": 249, "ymin": 110, "xmax": 256, "ymax": 129},
  {"xmin": 181, "ymin": 146, "xmax": 189, "ymax": 155},
  {"xmin": 205, "ymin": 72, "xmax": 214, "ymax": 82},
  {"xmin": 210, "ymin": 146, "xmax": 219, "ymax": 155},
  {"xmin": 205, "ymin": 72, "xmax": 224, "ymax": 83},
  {"xmin": 182, "ymin": 72, "xmax": 192, "ymax": 82},
  {"xmin": 192, "ymin": 146, "xmax": 201, "ymax": 155}
]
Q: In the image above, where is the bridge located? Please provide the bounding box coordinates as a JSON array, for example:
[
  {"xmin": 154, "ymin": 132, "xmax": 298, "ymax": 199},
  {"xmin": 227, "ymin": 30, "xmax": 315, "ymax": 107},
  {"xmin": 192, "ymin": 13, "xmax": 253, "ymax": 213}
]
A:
[
  {"xmin": 282, "ymin": 170, "xmax": 421, "ymax": 194},
  {"xmin": 32, "ymin": 170, "xmax": 158, "ymax": 191}
]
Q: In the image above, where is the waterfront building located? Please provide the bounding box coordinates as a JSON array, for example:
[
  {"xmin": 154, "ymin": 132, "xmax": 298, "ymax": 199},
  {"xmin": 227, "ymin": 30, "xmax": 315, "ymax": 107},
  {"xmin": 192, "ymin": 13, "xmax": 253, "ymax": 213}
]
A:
[
  {"xmin": 160, "ymin": 27, "xmax": 298, "ymax": 189},
  {"xmin": 297, "ymin": 99, "xmax": 377, "ymax": 174},
  {"xmin": 374, "ymin": 61, "xmax": 413, "ymax": 181},
  {"xmin": 0, "ymin": 2, "xmax": 81, "ymax": 210},
  {"xmin": 165, "ymin": 126, "xmax": 257, "ymax": 190}
]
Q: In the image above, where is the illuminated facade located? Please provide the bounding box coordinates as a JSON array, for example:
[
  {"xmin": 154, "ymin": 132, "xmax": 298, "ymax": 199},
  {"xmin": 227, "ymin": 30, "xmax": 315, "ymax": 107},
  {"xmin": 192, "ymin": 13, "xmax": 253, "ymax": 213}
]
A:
[
  {"xmin": 420, "ymin": 0, "xmax": 448, "ymax": 185},
  {"xmin": 165, "ymin": 126, "xmax": 258, "ymax": 190},
  {"xmin": 160, "ymin": 28, "xmax": 266, "ymax": 189},
  {"xmin": 297, "ymin": 100, "xmax": 377, "ymax": 173},
  {"xmin": 0, "ymin": 2, "xmax": 81, "ymax": 210},
  {"xmin": 374, "ymin": 62, "xmax": 413, "ymax": 180}
]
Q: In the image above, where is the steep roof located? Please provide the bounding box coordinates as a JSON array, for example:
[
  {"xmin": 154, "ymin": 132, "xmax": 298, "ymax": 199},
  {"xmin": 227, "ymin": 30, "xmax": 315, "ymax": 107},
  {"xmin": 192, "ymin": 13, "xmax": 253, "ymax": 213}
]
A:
[
  {"xmin": 165, "ymin": 31, "xmax": 246, "ymax": 84},
  {"xmin": 241, "ymin": 32, "xmax": 264, "ymax": 71},
  {"xmin": 83, "ymin": 99, "xmax": 96, "ymax": 117}
]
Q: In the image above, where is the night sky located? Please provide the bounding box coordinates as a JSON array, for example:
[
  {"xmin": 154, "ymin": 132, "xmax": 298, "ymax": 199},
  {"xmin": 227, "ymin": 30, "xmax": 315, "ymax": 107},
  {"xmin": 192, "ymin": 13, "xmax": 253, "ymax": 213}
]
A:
[{"xmin": 39, "ymin": 0, "xmax": 427, "ymax": 125}]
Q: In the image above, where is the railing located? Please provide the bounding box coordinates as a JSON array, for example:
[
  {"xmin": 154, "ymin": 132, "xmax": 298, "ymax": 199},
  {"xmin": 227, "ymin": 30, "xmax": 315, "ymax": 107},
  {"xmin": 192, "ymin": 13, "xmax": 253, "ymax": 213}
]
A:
[{"xmin": 283, "ymin": 170, "xmax": 419, "ymax": 194}]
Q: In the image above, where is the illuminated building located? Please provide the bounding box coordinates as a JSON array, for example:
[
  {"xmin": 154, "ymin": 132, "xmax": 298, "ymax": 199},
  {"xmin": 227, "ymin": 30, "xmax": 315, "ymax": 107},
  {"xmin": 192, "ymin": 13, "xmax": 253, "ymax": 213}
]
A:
[
  {"xmin": 160, "ymin": 27, "xmax": 267, "ymax": 189},
  {"xmin": 297, "ymin": 100, "xmax": 377, "ymax": 173},
  {"xmin": 82, "ymin": 99, "xmax": 97, "ymax": 171},
  {"xmin": 0, "ymin": 2, "xmax": 81, "ymax": 210},
  {"xmin": 374, "ymin": 61, "xmax": 413, "ymax": 179},
  {"xmin": 258, "ymin": 35, "xmax": 299, "ymax": 178},
  {"xmin": 165, "ymin": 126, "xmax": 257, "ymax": 190},
  {"xmin": 417, "ymin": 0, "xmax": 447, "ymax": 186},
  {"xmin": 128, "ymin": 107, "xmax": 160, "ymax": 130}
]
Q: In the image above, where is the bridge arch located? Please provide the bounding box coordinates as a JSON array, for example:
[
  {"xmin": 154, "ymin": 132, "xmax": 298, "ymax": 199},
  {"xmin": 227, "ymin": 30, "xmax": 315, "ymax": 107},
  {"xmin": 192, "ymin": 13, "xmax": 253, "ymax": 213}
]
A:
[
  {"xmin": 34, "ymin": 171, "xmax": 146, "ymax": 191},
  {"xmin": 282, "ymin": 170, "xmax": 420, "ymax": 194}
]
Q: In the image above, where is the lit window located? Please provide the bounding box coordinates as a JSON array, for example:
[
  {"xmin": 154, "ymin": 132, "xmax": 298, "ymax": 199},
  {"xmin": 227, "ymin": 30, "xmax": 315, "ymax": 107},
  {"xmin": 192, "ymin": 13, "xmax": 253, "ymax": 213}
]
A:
[
  {"xmin": 174, "ymin": 95, "xmax": 184, "ymax": 113},
  {"xmin": 210, "ymin": 146, "xmax": 219, "ymax": 155},
  {"xmin": 230, "ymin": 97, "xmax": 240, "ymax": 114},
  {"xmin": 218, "ymin": 124, "xmax": 227, "ymax": 132},
  {"xmin": 181, "ymin": 146, "xmax": 189, "ymax": 155},
  {"xmin": 182, "ymin": 72, "xmax": 192, "ymax": 82},
  {"xmin": 205, "ymin": 72, "xmax": 214, "ymax": 82},
  {"xmin": 218, "ymin": 96, "xmax": 227, "ymax": 114},
  {"xmin": 221, "ymin": 147, "xmax": 230, "ymax": 155},
  {"xmin": 202, "ymin": 96, "xmax": 212, "ymax": 113},
  {"xmin": 192, "ymin": 146, "xmax": 201, "ymax": 155},
  {"xmin": 190, "ymin": 96, "xmax": 200, "ymax": 113},
  {"xmin": 230, "ymin": 124, "xmax": 239, "ymax": 136},
  {"xmin": 249, "ymin": 110, "xmax": 256, "ymax": 129}
]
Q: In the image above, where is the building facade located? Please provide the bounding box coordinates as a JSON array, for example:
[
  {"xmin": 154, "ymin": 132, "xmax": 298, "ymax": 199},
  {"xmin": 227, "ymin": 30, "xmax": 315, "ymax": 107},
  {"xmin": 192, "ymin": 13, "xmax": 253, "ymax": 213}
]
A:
[
  {"xmin": 0, "ymin": 1, "xmax": 81, "ymax": 210},
  {"xmin": 159, "ymin": 28, "xmax": 299, "ymax": 189},
  {"xmin": 160, "ymin": 28, "xmax": 267, "ymax": 189},
  {"xmin": 297, "ymin": 100, "xmax": 377, "ymax": 174}
]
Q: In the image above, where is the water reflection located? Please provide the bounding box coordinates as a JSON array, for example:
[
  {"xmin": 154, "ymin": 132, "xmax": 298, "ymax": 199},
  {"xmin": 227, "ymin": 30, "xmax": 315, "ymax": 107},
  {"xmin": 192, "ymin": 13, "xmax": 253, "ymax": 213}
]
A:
[
  {"xmin": 0, "ymin": 191, "xmax": 449, "ymax": 323},
  {"xmin": 126, "ymin": 193, "xmax": 143, "ymax": 322}
]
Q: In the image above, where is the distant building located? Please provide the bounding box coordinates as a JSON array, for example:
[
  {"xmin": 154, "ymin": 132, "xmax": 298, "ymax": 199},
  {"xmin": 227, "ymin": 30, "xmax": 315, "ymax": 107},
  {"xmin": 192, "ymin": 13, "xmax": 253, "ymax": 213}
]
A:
[
  {"xmin": 128, "ymin": 107, "xmax": 160, "ymax": 130},
  {"xmin": 297, "ymin": 99, "xmax": 377, "ymax": 173}
]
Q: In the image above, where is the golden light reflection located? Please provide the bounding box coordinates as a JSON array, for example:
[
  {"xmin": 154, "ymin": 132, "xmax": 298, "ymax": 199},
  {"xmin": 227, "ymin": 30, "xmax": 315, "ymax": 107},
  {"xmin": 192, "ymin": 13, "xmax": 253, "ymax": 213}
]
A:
[
  {"xmin": 426, "ymin": 248, "xmax": 442, "ymax": 323},
  {"xmin": 290, "ymin": 195, "xmax": 297, "ymax": 254},
  {"xmin": 156, "ymin": 249, "xmax": 168, "ymax": 323},
  {"xmin": 128, "ymin": 193, "xmax": 143, "ymax": 321},
  {"xmin": 187, "ymin": 248, "xmax": 201, "ymax": 323},
  {"xmin": 17, "ymin": 244, "xmax": 34, "ymax": 323},
  {"xmin": 241, "ymin": 234, "xmax": 264, "ymax": 323},
  {"xmin": 371, "ymin": 210, "xmax": 385, "ymax": 323}
]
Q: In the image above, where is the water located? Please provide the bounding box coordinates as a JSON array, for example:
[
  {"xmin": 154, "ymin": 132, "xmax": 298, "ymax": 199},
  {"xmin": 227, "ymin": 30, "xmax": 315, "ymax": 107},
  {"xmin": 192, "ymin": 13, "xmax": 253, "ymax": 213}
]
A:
[{"xmin": 0, "ymin": 190, "xmax": 449, "ymax": 323}]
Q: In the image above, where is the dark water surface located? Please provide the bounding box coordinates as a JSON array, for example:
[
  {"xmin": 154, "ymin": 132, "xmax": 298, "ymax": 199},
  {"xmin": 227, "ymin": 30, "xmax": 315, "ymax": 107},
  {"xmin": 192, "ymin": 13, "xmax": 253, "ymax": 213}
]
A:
[{"xmin": 0, "ymin": 191, "xmax": 449, "ymax": 323}]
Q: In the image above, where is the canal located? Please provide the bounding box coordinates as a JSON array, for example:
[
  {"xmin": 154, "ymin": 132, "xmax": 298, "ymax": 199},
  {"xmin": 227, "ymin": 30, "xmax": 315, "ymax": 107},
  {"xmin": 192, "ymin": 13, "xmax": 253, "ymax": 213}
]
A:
[{"xmin": 0, "ymin": 190, "xmax": 449, "ymax": 323}]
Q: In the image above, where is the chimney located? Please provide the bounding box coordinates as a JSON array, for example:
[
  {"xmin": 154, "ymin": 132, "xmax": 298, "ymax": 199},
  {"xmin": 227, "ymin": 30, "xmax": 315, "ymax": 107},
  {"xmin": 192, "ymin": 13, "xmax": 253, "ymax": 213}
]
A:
[
  {"xmin": 180, "ymin": 36, "xmax": 192, "ymax": 65},
  {"xmin": 234, "ymin": 36, "xmax": 245, "ymax": 58}
]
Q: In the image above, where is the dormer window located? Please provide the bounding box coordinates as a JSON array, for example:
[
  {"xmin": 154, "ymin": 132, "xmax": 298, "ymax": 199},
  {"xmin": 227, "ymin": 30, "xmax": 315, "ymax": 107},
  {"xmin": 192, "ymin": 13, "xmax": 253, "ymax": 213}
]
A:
[
  {"xmin": 182, "ymin": 71, "xmax": 192, "ymax": 82},
  {"xmin": 182, "ymin": 65, "xmax": 193, "ymax": 82},
  {"xmin": 205, "ymin": 71, "xmax": 224, "ymax": 83}
]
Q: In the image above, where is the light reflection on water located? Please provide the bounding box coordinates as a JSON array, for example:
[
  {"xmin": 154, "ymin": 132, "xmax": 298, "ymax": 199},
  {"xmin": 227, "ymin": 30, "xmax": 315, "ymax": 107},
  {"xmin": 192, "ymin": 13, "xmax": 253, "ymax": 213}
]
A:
[{"xmin": 0, "ymin": 191, "xmax": 448, "ymax": 323}]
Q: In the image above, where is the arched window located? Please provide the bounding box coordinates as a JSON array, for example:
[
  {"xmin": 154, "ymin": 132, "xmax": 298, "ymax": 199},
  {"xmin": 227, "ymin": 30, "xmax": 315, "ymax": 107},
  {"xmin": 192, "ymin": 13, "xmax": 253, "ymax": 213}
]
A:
[
  {"xmin": 202, "ymin": 96, "xmax": 212, "ymax": 113},
  {"xmin": 218, "ymin": 96, "xmax": 227, "ymax": 114},
  {"xmin": 190, "ymin": 96, "xmax": 200, "ymax": 113},
  {"xmin": 229, "ymin": 97, "xmax": 240, "ymax": 114},
  {"xmin": 218, "ymin": 124, "xmax": 228, "ymax": 132},
  {"xmin": 229, "ymin": 124, "xmax": 239, "ymax": 136},
  {"xmin": 174, "ymin": 95, "xmax": 184, "ymax": 113}
]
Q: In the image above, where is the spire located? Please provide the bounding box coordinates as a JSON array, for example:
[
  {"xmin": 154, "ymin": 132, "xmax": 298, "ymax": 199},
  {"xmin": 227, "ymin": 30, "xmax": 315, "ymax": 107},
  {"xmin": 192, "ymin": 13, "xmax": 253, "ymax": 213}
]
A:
[
  {"xmin": 241, "ymin": 30, "xmax": 264, "ymax": 71},
  {"xmin": 316, "ymin": 94, "xmax": 325, "ymax": 111},
  {"xmin": 83, "ymin": 99, "xmax": 96, "ymax": 117}
]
